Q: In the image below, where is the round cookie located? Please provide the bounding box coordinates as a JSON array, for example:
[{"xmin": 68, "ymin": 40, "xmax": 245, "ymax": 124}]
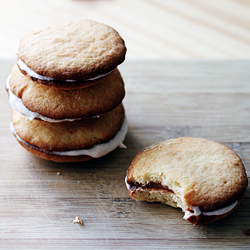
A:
[
  {"xmin": 17, "ymin": 20, "xmax": 126, "ymax": 89},
  {"xmin": 11, "ymin": 104, "xmax": 127, "ymax": 162},
  {"xmin": 125, "ymin": 137, "xmax": 248, "ymax": 225},
  {"xmin": 7, "ymin": 64, "xmax": 125, "ymax": 121}
]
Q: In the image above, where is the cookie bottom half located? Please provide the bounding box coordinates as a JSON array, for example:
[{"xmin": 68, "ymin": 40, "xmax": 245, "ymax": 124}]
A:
[
  {"xmin": 11, "ymin": 104, "xmax": 128, "ymax": 162},
  {"xmin": 11, "ymin": 117, "xmax": 127, "ymax": 162}
]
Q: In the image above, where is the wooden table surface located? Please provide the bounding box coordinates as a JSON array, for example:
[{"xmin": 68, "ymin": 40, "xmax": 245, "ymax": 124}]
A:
[
  {"xmin": 0, "ymin": 59, "xmax": 249, "ymax": 249},
  {"xmin": 1, "ymin": 0, "xmax": 250, "ymax": 60}
]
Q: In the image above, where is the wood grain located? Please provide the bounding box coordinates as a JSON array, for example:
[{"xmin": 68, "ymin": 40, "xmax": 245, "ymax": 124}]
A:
[
  {"xmin": 0, "ymin": 59, "xmax": 250, "ymax": 249},
  {"xmin": 1, "ymin": 0, "xmax": 250, "ymax": 59}
]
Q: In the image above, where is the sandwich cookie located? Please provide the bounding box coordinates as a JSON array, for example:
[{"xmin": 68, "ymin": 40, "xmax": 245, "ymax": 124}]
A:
[
  {"xmin": 6, "ymin": 64, "xmax": 125, "ymax": 122},
  {"xmin": 125, "ymin": 137, "xmax": 248, "ymax": 225},
  {"xmin": 11, "ymin": 104, "xmax": 127, "ymax": 162},
  {"xmin": 17, "ymin": 20, "xmax": 126, "ymax": 89}
]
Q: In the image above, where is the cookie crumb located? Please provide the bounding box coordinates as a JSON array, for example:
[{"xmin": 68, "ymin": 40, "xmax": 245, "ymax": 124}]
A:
[{"xmin": 71, "ymin": 216, "xmax": 83, "ymax": 225}]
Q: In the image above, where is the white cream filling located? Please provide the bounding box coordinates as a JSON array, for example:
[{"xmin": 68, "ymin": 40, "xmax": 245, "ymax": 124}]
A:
[
  {"xmin": 125, "ymin": 176, "xmax": 130, "ymax": 190},
  {"xmin": 18, "ymin": 59, "xmax": 54, "ymax": 81},
  {"xmin": 6, "ymin": 75, "xmax": 95, "ymax": 122},
  {"xmin": 183, "ymin": 200, "xmax": 238, "ymax": 219},
  {"xmin": 10, "ymin": 117, "xmax": 128, "ymax": 158},
  {"xmin": 17, "ymin": 58, "xmax": 113, "ymax": 82},
  {"xmin": 125, "ymin": 177, "xmax": 238, "ymax": 219}
]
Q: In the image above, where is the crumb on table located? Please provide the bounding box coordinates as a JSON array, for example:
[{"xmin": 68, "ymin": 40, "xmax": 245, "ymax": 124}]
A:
[{"xmin": 71, "ymin": 216, "xmax": 83, "ymax": 225}]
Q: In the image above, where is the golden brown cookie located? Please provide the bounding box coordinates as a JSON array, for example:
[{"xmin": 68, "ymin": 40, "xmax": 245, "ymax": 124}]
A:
[
  {"xmin": 11, "ymin": 104, "xmax": 127, "ymax": 162},
  {"xmin": 7, "ymin": 64, "xmax": 125, "ymax": 121},
  {"xmin": 17, "ymin": 20, "xmax": 126, "ymax": 89},
  {"xmin": 125, "ymin": 137, "xmax": 248, "ymax": 225}
]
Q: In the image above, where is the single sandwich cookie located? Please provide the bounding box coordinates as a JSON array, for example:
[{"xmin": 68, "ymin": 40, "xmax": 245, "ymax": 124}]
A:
[
  {"xmin": 7, "ymin": 64, "xmax": 125, "ymax": 121},
  {"xmin": 125, "ymin": 137, "xmax": 248, "ymax": 225},
  {"xmin": 11, "ymin": 104, "xmax": 127, "ymax": 162},
  {"xmin": 17, "ymin": 20, "xmax": 126, "ymax": 89}
]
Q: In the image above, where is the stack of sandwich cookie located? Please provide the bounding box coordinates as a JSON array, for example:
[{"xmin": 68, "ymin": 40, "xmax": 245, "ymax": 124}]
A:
[{"xmin": 6, "ymin": 20, "xmax": 127, "ymax": 162}]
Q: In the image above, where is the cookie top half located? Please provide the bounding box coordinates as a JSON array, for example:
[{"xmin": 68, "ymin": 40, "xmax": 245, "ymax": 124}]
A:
[
  {"xmin": 126, "ymin": 137, "xmax": 248, "ymax": 213},
  {"xmin": 17, "ymin": 20, "xmax": 126, "ymax": 86}
]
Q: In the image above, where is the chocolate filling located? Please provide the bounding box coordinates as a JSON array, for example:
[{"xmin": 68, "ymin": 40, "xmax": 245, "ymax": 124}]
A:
[{"xmin": 128, "ymin": 181, "xmax": 175, "ymax": 194}]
